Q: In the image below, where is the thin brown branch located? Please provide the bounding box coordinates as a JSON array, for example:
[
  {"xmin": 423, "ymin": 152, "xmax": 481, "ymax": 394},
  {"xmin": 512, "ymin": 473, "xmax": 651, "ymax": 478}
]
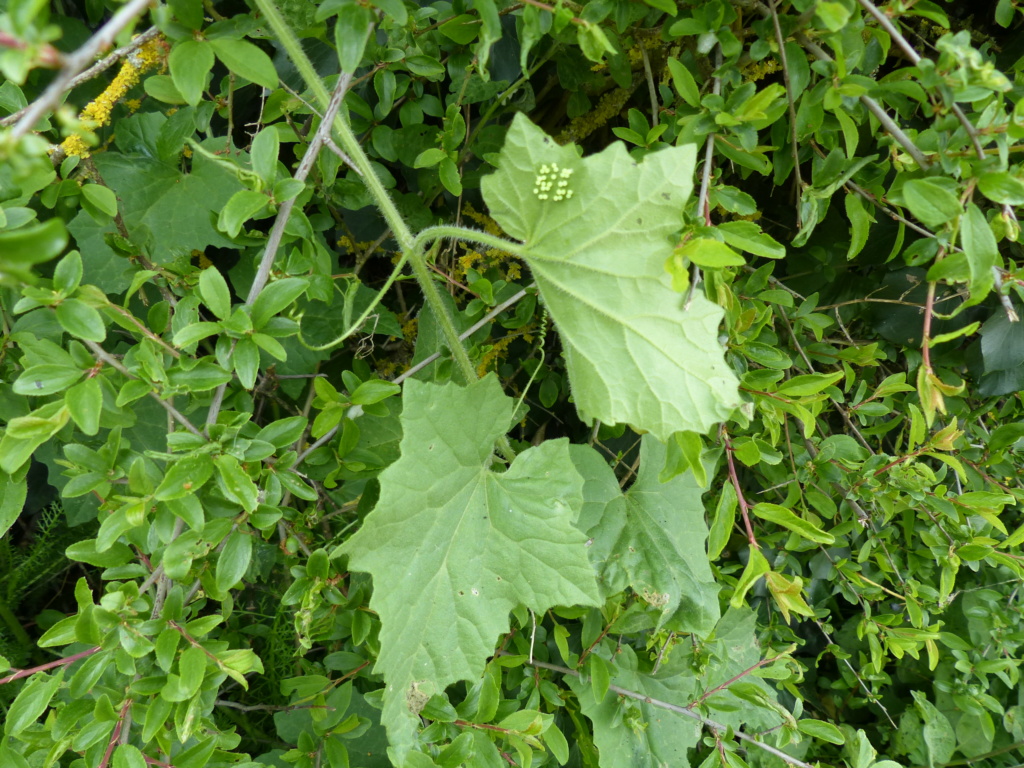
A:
[
  {"xmin": 0, "ymin": 645, "xmax": 101, "ymax": 685},
  {"xmin": 83, "ymin": 339, "xmax": 203, "ymax": 437},
  {"xmin": 855, "ymin": 0, "xmax": 984, "ymax": 161}
]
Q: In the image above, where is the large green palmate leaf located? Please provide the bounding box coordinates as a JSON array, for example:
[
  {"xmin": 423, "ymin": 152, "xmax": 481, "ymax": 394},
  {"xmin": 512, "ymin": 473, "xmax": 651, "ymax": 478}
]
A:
[
  {"xmin": 68, "ymin": 138, "xmax": 245, "ymax": 294},
  {"xmin": 569, "ymin": 438, "xmax": 720, "ymax": 635},
  {"xmin": 336, "ymin": 375, "xmax": 601, "ymax": 762},
  {"xmin": 481, "ymin": 114, "xmax": 741, "ymax": 440}
]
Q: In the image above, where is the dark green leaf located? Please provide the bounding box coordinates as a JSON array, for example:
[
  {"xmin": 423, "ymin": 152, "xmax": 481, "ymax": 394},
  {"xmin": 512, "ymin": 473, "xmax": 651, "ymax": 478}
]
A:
[
  {"xmin": 209, "ymin": 38, "xmax": 279, "ymax": 90},
  {"xmin": 217, "ymin": 529, "xmax": 253, "ymax": 592},
  {"xmin": 65, "ymin": 377, "xmax": 102, "ymax": 435},
  {"xmin": 902, "ymin": 178, "xmax": 961, "ymax": 229},
  {"xmin": 169, "ymin": 40, "xmax": 214, "ymax": 107}
]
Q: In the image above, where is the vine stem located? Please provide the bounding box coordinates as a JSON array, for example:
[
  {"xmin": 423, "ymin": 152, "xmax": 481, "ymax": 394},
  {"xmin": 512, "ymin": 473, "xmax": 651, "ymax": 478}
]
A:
[
  {"xmin": 253, "ymin": 0, "xmax": 480, "ymax": 394},
  {"xmin": 503, "ymin": 653, "xmax": 816, "ymax": 768},
  {"xmin": 413, "ymin": 225, "xmax": 529, "ymax": 260},
  {"xmin": 295, "ymin": 287, "xmax": 532, "ymax": 465}
]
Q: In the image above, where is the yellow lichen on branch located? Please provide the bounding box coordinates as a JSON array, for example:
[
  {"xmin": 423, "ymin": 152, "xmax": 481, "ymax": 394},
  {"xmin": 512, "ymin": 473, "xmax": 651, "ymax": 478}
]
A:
[{"xmin": 60, "ymin": 35, "xmax": 167, "ymax": 158}]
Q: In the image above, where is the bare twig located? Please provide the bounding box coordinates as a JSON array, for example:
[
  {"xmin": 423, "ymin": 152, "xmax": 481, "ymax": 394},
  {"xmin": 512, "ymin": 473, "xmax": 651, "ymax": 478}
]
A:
[
  {"xmin": 730, "ymin": 0, "xmax": 931, "ymax": 169},
  {"xmin": 855, "ymin": 0, "xmax": 984, "ymax": 161},
  {"xmin": 685, "ymin": 47, "xmax": 722, "ymax": 311},
  {"xmin": 640, "ymin": 46, "xmax": 659, "ymax": 128},
  {"xmin": 768, "ymin": 0, "xmax": 804, "ymax": 226},
  {"xmin": 507, "ymin": 653, "xmax": 816, "ymax": 768},
  {"xmin": 0, "ymin": 27, "xmax": 160, "ymax": 127},
  {"xmin": 8, "ymin": 0, "xmax": 156, "ymax": 141},
  {"xmin": 796, "ymin": 33, "xmax": 931, "ymax": 170},
  {"xmin": 246, "ymin": 72, "xmax": 352, "ymax": 305},
  {"xmin": 83, "ymin": 339, "xmax": 203, "ymax": 437},
  {"xmin": 206, "ymin": 72, "xmax": 354, "ymax": 428},
  {"xmin": 814, "ymin": 620, "xmax": 896, "ymax": 728}
]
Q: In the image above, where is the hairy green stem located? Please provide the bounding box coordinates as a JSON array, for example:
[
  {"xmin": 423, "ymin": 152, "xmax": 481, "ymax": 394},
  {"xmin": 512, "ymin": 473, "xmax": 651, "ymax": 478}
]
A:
[
  {"xmin": 413, "ymin": 225, "xmax": 529, "ymax": 261},
  {"xmin": 298, "ymin": 253, "xmax": 410, "ymax": 352},
  {"xmin": 254, "ymin": 0, "xmax": 478, "ymax": 387}
]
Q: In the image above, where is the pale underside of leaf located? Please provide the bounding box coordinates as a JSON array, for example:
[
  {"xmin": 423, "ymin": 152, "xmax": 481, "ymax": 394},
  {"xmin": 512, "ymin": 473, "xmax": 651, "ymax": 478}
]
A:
[
  {"xmin": 482, "ymin": 114, "xmax": 741, "ymax": 440},
  {"xmin": 337, "ymin": 376, "xmax": 601, "ymax": 759}
]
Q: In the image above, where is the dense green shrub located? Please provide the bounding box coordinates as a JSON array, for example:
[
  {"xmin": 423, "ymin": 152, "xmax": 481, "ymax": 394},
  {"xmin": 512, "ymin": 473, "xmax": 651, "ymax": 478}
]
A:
[{"xmin": 1, "ymin": 0, "xmax": 1024, "ymax": 766}]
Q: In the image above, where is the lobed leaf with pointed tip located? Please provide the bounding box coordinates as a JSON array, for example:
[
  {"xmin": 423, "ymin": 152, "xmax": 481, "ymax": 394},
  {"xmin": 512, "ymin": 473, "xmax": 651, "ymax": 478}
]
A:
[
  {"xmin": 336, "ymin": 375, "xmax": 601, "ymax": 761},
  {"xmin": 482, "ymin": 114, "xmax": 741, "ymax": 439}
]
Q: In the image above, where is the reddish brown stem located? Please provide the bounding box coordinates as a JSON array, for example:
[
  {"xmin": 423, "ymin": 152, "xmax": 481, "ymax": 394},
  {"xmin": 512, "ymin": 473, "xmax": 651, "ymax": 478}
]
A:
[
  {"xmin": 922, "ymin": 279, "xmax": 936, "ymax": 373},
  {"xmin": 0, "ymin": 31, "xmax": 62, "ymax": 66},
  {"xmin": 872, "ymin": 448, "xmax": 926, "ymax": 477},
  {"xmin": 0, "ymin": 645, "xmax": 101, "ymax": 685},
  {"xmin": 688, "ymin": 653, "xmax": 785, "ymax": 709},
  {"xmin": 98, "ymin": 698, "xmax": 133, "ymax": 768},
  {"xmin": 577, "ymin": 622, "xmax": 613, "ymax": 667},
  {"xmin": 722, "ymin": 428, "xmax": 759, "ymax": 548},
  {"xmin": 519, "ymin": 0, "xmax": 584, "ymax": 23}
]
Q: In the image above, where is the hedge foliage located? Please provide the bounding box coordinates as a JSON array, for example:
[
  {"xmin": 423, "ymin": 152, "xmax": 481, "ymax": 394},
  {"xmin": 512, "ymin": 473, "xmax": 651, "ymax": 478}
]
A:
[{"xmin": 2, "ymin": 0, "xmax": 1024, "ymax": 767}]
